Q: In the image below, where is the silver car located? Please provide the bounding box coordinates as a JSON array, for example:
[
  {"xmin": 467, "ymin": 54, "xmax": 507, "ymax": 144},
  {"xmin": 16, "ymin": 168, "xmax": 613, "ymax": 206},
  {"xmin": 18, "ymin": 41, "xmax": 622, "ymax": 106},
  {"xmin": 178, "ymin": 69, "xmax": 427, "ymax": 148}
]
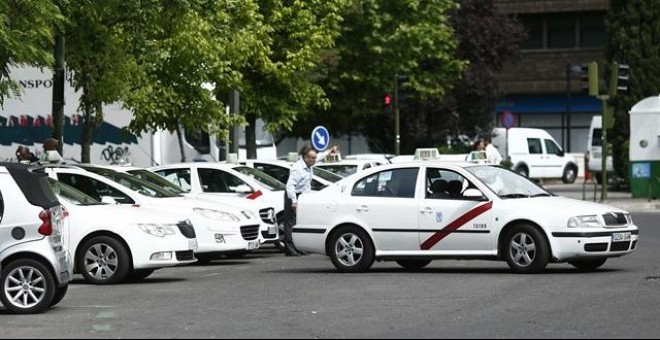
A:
[{"xmin": 0, "ymin": 163, "xmax": 72, "ymax": 314}]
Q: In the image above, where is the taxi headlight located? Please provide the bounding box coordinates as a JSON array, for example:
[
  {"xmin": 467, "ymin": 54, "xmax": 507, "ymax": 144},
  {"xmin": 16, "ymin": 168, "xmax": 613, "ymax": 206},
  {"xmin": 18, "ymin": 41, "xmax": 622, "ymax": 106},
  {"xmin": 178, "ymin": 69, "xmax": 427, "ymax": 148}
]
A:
[
  {"xmin": 194, "ymin": 208, "xmax": 240, "ymax": 222},
  {"xmin": 138, "ymin": 224, "xmax": 176, "ymax": 237},
  {"xmin": 567, "ymin": 215, "xmax": 603, "ymax": 228}
]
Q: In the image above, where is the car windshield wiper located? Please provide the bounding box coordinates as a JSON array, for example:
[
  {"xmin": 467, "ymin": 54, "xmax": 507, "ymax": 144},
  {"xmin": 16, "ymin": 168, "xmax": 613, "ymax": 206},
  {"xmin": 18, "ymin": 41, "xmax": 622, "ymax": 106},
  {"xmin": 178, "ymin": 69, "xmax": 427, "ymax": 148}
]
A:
[
  {"xmin": 530, "ymin": 193, "xmax": 553, "ymax": 197},
  {"xmin": 500, "ymin": 193, "xmax": 531, "ymax": 199}
]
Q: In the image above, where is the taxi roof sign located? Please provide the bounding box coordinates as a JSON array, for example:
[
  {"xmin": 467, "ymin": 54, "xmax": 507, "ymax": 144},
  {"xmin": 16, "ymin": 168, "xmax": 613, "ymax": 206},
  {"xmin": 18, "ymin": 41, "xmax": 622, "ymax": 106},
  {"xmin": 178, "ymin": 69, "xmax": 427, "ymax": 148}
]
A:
[{"xmin": 414, "ymin": 148, "xmax": 440, "ymax": 160}]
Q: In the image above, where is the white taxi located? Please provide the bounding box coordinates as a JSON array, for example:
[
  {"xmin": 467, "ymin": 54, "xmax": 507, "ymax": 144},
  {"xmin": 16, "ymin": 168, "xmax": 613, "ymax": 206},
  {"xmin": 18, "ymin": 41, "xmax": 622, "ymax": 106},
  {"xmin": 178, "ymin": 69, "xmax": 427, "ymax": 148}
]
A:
[{"xmin": 293, "ymin": 162, "xmax": 639, "ymax": 273}]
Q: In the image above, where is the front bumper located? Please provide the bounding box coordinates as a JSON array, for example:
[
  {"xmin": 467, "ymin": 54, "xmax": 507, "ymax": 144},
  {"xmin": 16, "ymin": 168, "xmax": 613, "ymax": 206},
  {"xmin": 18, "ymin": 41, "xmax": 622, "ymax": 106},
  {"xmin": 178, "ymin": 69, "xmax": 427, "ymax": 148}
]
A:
[
  {"xmin": 550, "ymin": 227, "xmax": 639, "ymax": 262},
  {"xmin": 124, "ymin": 231, "xmax": 198, "ymax": 269}
]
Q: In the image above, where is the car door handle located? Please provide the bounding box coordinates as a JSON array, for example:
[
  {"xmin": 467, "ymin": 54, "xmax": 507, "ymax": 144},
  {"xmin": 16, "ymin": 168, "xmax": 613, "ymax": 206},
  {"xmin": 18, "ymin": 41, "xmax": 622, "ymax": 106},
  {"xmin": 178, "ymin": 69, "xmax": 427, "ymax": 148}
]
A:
[
  {"xmin": 356, "ymin": 205, "xmax": 370, "ymax": 212},
  {"xmin": 420, "ymin": 207, "xmax": 434, "ymax": 215}
]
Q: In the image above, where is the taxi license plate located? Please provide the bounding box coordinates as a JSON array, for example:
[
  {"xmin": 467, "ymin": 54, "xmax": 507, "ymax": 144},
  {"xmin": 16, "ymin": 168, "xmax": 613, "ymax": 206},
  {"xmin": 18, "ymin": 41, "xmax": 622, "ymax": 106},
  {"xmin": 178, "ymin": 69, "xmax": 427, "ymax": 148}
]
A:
[
  {"xmin": 612, "ymin": 232, "xmax": 631, "ymax": 242},
  {"xmin": 247, "ymin": 241, "xmax": 260, "ymax": 250},
  {"xmin": 268, "ymin": 225, "xmax": 278, "ymax": 235},
  {"xmin": 189, "ymin": 240, "xmax": 198, "ymax": 250}
]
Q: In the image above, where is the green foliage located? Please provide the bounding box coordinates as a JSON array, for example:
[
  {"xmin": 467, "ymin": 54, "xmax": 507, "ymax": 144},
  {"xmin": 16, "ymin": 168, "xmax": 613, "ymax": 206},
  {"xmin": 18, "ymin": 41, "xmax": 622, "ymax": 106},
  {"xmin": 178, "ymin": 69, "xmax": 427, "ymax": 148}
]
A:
[
  {"xmin": 0, "ymin": 0, "xmax": 65, "ymax": 106},
  {"xmin": 605, "ymin": 0, "xmax": 660, "ymax": 183}
]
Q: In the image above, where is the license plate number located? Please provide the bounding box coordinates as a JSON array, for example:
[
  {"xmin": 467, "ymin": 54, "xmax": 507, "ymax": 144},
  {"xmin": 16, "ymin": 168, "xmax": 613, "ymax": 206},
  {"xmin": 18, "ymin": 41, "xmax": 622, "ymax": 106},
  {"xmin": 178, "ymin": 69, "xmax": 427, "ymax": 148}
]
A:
[
  {"xmin": 189, "ymin": 240, "xmax": 198, "ymax": 250},
  {"xmin": 268, "ymin": 225, "xmax": 278, "ymax": 235},
  {"xmin": 612, "ymin": 232, "xmax": 631, "ymax": 242},
  {"xmin": 247, "ymin": 241, "xmax": 260, "ymax": 250}
]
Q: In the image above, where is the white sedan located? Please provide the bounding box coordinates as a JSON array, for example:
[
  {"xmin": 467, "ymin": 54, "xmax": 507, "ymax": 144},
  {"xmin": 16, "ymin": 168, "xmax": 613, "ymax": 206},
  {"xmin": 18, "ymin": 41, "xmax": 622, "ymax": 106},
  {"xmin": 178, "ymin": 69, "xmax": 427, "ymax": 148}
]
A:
[
  {"xmin": 293, "ymin": 162, "xmax": 639, "ymax": 273},
  {"xmin": 50, "ymin": 179, "xmax": 197, "ymax": 284}
]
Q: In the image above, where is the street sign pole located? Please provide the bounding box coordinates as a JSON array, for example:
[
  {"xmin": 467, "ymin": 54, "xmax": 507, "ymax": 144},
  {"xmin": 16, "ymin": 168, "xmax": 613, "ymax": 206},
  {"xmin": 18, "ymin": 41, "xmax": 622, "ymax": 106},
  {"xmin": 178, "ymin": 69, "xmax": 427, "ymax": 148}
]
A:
[{"xmin": 394, "ymin": 74, "xmax": 400, "ymax": 156}]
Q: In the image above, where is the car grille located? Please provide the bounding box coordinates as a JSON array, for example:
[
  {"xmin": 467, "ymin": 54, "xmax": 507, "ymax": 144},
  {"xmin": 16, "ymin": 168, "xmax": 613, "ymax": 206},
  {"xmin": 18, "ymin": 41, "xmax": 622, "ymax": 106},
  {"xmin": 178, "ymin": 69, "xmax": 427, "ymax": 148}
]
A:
[
  {"xmin": 603, "ymin": 213, "xmax": 627, "ymax": 226},
  {"xmin": 584, "ymin": 243, "xmax": 608, "ymax": 252},
  {"xmin": 240, "ymin": 225, "xmax": 260, "ymax": 241},
  {"xmin": 176, "ymin": 250, "xmax": 195, "ymax": 261},
  {"xmin": 259, "ymin": 208, "xmax": 276, "ymax": 224},
  {"xmin": 261, "ymin": 230, "xmax": 278, "ymax": 241},
  {"xmin": 176, "ymin": 221, "xmax": 197, "ymax": 239},
  {"xmin": 610, "ymin": 241, "xmax": 631, "ymax": 252}
]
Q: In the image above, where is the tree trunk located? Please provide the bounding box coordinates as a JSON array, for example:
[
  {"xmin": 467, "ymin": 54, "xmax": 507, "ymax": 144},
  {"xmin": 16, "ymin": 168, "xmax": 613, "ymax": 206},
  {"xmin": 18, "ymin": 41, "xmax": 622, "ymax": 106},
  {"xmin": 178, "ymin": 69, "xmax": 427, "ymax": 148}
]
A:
[
  {"xmin": 81, "ymin": 86, "xmax": 93, "ymax": 163},
  {"xmin": 176, "ymin": 125, "xmax": 186, "ymax": 163},
  {"xmin": 246, "ymin": 113, "xmax": 257, "ymax": 159}
]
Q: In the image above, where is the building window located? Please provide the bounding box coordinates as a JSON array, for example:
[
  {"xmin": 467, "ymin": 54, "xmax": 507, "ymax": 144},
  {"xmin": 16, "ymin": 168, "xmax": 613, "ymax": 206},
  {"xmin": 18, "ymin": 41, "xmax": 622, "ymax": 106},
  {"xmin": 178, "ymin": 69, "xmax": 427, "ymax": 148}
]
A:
[
  {"xmin": 519, "ymin": 11, "xmax": 605, "ymax": 50},
  {"xmin": 579, "ymin": 12, "xmax": 606, "ymax": 48},
  {"xmin": 547, "ymin": 13, "xmax": 576, "ymax": 49}
]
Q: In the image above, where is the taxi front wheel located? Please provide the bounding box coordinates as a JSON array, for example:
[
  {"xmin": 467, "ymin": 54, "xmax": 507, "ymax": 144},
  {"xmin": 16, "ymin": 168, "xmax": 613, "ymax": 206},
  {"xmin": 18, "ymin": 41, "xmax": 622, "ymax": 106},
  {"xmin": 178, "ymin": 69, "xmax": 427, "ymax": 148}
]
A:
[
  {"xmin": 328, "ymin": 226, "xmax": 375, "ymax": 273},
  {"xmin": 503, "ymin": 224, "xmax": 549, "ymax": 274}
]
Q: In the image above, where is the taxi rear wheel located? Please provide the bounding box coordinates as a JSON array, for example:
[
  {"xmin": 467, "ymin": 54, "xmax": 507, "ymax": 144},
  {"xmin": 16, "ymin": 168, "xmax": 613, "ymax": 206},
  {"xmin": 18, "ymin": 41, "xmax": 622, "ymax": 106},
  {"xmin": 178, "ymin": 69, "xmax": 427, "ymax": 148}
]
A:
[
  {"xmin": 328, "ymin": 226, "xmax": 375, "ymax": 273},
  {"xmin": 569, "ymin": 258, "xmax": 607, "ymax": 272},
  {"xmin": 1, "ymin": 259, "xmax": 56, "ymax": 314},
  {"xmin": 396, "ymin": 260, "xmax": 432, "ymax": 270},
  {"xmin": 503, "ymin": 225, "xmax": 549, "ymax": 274}
]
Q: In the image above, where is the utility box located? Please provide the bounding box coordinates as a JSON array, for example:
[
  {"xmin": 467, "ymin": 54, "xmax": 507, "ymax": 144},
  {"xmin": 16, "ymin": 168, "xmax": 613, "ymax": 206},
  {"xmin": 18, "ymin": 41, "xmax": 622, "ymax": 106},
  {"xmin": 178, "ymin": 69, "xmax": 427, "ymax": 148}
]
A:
[{"xmin": 628, "ymin": 96, "xmax": 660, "ymax": 198}]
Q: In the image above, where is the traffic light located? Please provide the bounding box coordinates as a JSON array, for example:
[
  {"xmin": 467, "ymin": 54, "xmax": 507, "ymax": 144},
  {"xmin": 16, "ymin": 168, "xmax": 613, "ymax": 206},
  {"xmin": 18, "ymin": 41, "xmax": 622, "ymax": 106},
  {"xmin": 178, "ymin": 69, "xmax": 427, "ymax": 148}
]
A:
[
  {"xmin": 608, "ymin": 62, "xmax": 630, "ymax": 97},
  {"xmin": 580, "ymin": 62, "xmax": 599, "ymax": 96},
  {"xmin": 617, "ymin": 64, "xmax": 629, "ymax": 93},
  {"xmin": 384, "ymin": 93, "xmax": 392, "ymax": 108}
]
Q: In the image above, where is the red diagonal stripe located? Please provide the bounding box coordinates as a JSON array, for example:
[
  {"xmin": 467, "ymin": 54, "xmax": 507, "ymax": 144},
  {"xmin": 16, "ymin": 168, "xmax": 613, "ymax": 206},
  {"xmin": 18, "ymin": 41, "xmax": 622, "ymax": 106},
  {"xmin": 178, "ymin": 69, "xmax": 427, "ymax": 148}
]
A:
[{"xmin": 421, "ymin": 201, "xmax": 493, "ymax": 250}]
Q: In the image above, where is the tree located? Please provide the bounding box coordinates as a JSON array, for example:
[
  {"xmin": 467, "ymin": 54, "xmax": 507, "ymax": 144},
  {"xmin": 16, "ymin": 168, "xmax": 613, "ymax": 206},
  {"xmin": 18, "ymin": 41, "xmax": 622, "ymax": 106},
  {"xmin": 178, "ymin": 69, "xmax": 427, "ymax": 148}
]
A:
[
  {"xmin": 606, "ymin": 0, "xmax": 660, "ymax": 183},
  {"xmin": 0, "ymin": 0, "xmax": 64, "ymax": 106},
  {"xmin": 123, "ymin": 1, "xmax": 263, "ymax": 161},
  {"xmin": 291, "ymin": 0, "xmax": 465, "ymax": 154},
  {"xmin": 214, "ymin": 0, "xmax": 349, "ymax": 159},
  {"xmin": 62, "ymin": 0, "xmax": 138, "ymax": 162}
]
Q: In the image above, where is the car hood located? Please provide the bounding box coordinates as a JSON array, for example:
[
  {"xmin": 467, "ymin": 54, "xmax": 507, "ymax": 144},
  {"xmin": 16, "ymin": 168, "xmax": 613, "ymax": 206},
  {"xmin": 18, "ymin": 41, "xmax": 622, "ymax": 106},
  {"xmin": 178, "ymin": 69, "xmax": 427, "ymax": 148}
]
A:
[
  {"xmin": 146, "ymin": 196, "xmax": 259, "ymax": 223},
  {"xmin": 501, "ymin": 196, "xmax": 628, "ymax": 217},
  {"xmin": 61, "ymin": 202, "xmax": 188, "ymax": 226}
]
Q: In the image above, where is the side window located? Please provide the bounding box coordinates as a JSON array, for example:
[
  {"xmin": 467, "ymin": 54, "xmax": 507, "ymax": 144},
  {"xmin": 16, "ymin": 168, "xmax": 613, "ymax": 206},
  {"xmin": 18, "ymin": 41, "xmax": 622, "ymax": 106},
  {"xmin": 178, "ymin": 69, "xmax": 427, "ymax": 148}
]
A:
[
  {"xmin": 352, "ymin": 168, "xmax": 418, "ymax": 199},
  {"xmin": 57, "ymin": 174, "xmax": 135, "ymax": 204},
  {"xmin": 527, "ymin": 138, "xmax": 543, "ymax": 154},
  {"xmin": 198, "ymin": 168, "xmax": 249, "ymax": 193},
  {"xmin": 544, "ymin": 139, "xmax": 561, "ymax": 155},
  {"xmin": 425, "ymin": 168, "xmax": 477, "ymax": 200},
  {"xmin": 156, "ymin": 169, "xmax": 192, "ymax": 193}
]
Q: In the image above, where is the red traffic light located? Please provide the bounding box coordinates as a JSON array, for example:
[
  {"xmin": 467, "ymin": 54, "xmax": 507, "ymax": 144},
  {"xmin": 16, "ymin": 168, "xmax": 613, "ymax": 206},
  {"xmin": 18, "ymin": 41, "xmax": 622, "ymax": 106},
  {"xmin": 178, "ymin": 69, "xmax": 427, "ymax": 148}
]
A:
[{"xmin": 384, "ymin": 93, "xmax": 392, "ymax": 107}]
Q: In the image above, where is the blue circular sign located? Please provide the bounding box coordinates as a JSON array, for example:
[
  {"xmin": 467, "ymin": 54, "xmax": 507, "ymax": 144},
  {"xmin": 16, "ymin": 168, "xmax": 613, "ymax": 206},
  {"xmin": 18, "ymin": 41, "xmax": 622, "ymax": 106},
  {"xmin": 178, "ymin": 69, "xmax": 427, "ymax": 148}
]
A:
[
  {"xmin": 311, "ymin": 126, "xmax": 330, "ymax": 152},
  {"xmin": 501, "ymin": 111, "xmax": 515, "ymax": 129}
]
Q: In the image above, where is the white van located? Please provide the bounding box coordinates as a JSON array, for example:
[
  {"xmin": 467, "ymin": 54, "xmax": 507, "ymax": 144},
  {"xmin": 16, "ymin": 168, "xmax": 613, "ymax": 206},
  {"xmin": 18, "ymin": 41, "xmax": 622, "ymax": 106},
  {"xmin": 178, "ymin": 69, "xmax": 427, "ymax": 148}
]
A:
[
  {"xmin": 492, "ymin": 128, "xmax": 579, "ymax": 183},
  {"xmin": 586, "ymin": 116, "xmax": 614, "ymax": 184}
]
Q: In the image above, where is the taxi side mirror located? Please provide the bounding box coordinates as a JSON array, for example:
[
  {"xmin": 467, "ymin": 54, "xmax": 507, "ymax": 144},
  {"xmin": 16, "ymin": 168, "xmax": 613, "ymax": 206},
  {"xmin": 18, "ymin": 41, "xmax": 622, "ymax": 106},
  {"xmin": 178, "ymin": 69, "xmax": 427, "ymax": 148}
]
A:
[
  {"xmin": 234, "ymin": 184, "xmax": 253, "ymax": 194},
  {"xmin": 463, "ymin": 189, "xmax": 486, "ymax": 201},
  {"xmin": 101, "ymin": 196, "xmax": 118, "ymax": 205}
]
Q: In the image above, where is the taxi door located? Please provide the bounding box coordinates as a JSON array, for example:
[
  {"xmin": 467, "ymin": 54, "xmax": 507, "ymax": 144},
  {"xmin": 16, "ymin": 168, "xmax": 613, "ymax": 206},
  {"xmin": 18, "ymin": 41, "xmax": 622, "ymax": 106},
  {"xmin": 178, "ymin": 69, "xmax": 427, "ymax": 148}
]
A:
[
  {"xmin": 346, "ymin": 168, "xmax": 421, "ymax": 251},
  {"xmin": 418, "ymin": 167, "xmax": 493, "ymax": 252}
]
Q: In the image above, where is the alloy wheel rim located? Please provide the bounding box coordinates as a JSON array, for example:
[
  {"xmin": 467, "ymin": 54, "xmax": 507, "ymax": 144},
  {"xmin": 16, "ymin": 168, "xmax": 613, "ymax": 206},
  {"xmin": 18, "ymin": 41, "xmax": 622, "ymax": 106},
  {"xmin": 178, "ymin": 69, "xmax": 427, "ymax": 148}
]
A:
[
  {"xmin": 4, "ymin": 266, "xmax": 47, "ymax": 309},
  {"xmin": 335, "ymin": 233, "xmax": 364, "ymax": 267},
  {"xmin": 85, "ymin": 243, "xmax": 119, "ymax": 280},
  {"xmin": 510, "ymin": 232, "xmax": 537, "ymax": 267}
]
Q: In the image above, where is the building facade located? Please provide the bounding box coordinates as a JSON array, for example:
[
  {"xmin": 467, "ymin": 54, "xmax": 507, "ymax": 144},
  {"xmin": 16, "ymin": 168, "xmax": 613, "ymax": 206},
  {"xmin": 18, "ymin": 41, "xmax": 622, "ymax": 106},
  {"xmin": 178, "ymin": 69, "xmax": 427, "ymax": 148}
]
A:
[{"xmin": 494, "ymin": 0, "xmax": 609, "ymax": 153}]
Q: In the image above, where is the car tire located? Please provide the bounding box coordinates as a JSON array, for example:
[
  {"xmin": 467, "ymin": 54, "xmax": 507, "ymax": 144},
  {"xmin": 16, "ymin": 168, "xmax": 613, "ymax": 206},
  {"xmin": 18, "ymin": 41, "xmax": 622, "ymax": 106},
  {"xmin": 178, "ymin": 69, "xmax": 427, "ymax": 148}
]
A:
[
  {"xmin": 503, "ymin": 224, "xmax": 550, "ymax": 274},
  {"xmin": 78, "ymin": 236, "xmax": 130, "ymax": 285},
  {"xmin": 569, "ymin": 258, "xmax": 607, "ymax": 272},
  {"xmin": 328, "ymin": 226, "xmax": 375, "ymax": 273},
  {"xmin": 128, "ymin": 269, "xmax": 155, "ymax": 281},
  {"xmin": 562, "ymin": 165, "xmax": 578, "ymax": 184},
  {"xmin": 396, "ymin": 260, "xmax": 432, "ymax": 270},
  {"xmin": 1, "ymin": 259, "xmax": 56, "ymax": 314},
  {"xmin": 515, "ymin": 165, "xmax": 529, "ymax": 178},
  {"xmin": 50, "ymin": 285, "xmax": 69, "ymax": 307}
]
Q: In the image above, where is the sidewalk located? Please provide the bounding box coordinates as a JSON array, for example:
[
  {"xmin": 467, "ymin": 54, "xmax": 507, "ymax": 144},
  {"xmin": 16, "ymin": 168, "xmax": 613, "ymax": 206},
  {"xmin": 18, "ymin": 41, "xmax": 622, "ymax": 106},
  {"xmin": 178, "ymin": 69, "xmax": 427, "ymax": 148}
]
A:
[{"xmin": 543, "ymin": 182, "xmax": 660, "ymax": 213}]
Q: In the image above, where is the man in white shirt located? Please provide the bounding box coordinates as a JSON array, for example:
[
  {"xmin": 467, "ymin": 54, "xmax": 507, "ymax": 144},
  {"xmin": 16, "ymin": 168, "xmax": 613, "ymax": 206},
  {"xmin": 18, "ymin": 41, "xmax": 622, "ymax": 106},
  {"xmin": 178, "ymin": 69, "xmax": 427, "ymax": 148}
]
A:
[
  {"xmin": 485, "ymin": 137, "xmax": 503, "ymax": 165},
  {"xmin": 283, "ymin": 146, "xmax": 317, "ymax": 256}
]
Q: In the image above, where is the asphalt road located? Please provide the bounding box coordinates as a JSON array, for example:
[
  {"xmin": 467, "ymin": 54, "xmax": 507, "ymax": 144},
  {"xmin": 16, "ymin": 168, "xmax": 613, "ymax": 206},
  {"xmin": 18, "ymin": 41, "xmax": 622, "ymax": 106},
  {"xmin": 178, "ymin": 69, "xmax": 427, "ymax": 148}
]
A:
[{"xmin": 1, "ymin": 213, "xmax": 659, "ymax": 339}]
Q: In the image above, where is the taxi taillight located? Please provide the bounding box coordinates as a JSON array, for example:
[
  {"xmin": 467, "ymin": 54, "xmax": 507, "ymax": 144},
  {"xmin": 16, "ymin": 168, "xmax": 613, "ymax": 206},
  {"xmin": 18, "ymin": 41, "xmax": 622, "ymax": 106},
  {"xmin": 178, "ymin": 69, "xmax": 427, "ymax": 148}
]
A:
[{"xmin": 38, "ymin": 210, "xmax": 53, "ymax": 236}]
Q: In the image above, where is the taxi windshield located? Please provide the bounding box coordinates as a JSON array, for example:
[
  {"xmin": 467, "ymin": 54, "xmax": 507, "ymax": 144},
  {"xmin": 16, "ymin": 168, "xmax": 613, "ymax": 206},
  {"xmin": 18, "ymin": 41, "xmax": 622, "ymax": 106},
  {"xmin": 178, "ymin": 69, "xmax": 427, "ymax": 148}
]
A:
[
  {"xmin": 466, "ymin": 166, "xmax": 552, "ymax": 199},
  {"xmin": 233, "ymin": 166, "xmax": 286, "ymax": 191},
  {"xmin": 317, "ymin": 164, "xmax": 357, "ymax": 177}
]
